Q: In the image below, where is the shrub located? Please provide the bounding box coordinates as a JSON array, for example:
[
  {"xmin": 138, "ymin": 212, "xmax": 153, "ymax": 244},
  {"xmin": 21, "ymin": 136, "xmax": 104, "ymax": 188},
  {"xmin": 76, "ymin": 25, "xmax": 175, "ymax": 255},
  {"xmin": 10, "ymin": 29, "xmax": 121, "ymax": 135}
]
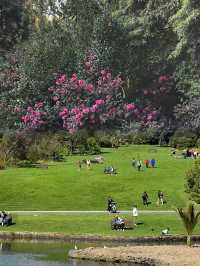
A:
[
  {"xmin": 196, "ymin": 138, "xmax": 200, "ymax": 147},
  {"xmin": 86, "ymin": 137, "xmax": 101, "ymax": 154},
  {"xmin": 170, "ymin": 129, "xmax": 198, "ymax": 148},
  {"xmin": 26, "ymin": 144, "xmax": 41, "ymax": 163},
  {"xmin": 0, "ymin": 137, "xmax": 14, "ymax": 168},
  {"xmin": 185, "ymin": 158, "xmax": 200, "ymax": 203},
  {"xmin": 98, "ymin": 136, "xmax": 113, "ymax": 148},
  {"xmin": 124, "ymin": 132, "xmax": 150, "ymax": 145},
  {"xmin": 0, "ymin": 157, "xmax": 6, "ymax": 170},
  {"xmin": 93, "ymin": 131, "xmax": 113, "ymax": 148},
  {"xmin": 0, "ymin": 130, "xmax": 69, "ymax": 164}
]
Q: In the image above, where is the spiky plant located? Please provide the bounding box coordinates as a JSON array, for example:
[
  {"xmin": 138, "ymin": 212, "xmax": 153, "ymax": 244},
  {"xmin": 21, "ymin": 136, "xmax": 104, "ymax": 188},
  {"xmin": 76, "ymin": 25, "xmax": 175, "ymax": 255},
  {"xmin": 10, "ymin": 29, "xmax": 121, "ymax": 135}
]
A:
[{"xmin": 177, "ymin": 203, "xmax": 200, "ymax": 247}]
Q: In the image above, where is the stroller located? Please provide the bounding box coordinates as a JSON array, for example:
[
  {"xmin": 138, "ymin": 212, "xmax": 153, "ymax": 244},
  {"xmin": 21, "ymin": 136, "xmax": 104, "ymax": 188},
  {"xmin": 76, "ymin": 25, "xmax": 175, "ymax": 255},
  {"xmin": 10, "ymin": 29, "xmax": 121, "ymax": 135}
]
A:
[{"xmin": 107, "ymin": 200, "xmax": 117, "ymax": 213}]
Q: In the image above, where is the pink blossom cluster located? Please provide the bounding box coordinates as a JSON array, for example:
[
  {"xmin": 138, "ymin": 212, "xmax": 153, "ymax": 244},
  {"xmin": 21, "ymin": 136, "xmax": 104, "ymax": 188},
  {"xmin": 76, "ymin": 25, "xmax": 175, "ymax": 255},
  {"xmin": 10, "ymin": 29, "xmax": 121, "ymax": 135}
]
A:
[
  {"xmin": 20, "ymin": 61, "xmax": 158, "ymax": 132},
  {"xmin": 45, "ymin": 70, "xmax": 125, "ymax": 132},
  {"xmin": 21, "ymin": 105, "xmax": 46, "ymax": 128},
  {"xmin": 159, "ymin": 75, "xmax": 169, "ymax": 83},
  {"xmin": 126, "ymin": 103, "xmax": 136, "ymax": 111}
]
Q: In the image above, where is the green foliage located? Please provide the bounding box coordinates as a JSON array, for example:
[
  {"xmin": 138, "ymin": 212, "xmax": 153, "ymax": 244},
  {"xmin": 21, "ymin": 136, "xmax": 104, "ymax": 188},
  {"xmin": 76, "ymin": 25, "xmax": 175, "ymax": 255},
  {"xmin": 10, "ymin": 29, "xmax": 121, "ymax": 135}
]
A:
[
  {"xmin": 177, "ymin": 203, "xmax": 200, "ymax": 246},
  {"xmin": 26, "ymin": 144, "xmax": 41, "ymax": 163},
  {"xmin": 16, "ymin": 23, "xmax": 77, "ymax": 104},
  {"xmin": 0, "ymin": 0, "xmax": 28, "ymax": 52},
  {"xmin": 114, "ymin": 0, "xmax": 179, "ymax": 99},
  {"xmin": 170, "ymin": 129, "xmax": 198, "ymax": 148},
  {"xmin": 1, "ymin": 0, "xmax": 200, "ymax": 133},
  {"xmin": 0, "ymin": 153, "xmax": 6, "ymax": 170},
  {"xmin": 86, "ymin": 137, "xmax": 101, "ymax": 155},
  {"xmin": 0, "ymin": 131, "xmax": 69, "ymax": 164},
  {"xmin": 196, "ymin": 138, "xmax": 200, "ymax": 148},
  {"xmin": 126, "ymin": 132, "xmax": 150, "ymax": 145},
  {"xmin": 93, "ymin": 131, "xmax": 122, "ymax": 148},
  {"xmin": 185, "ymin": 158, "xmax": 200, "ymax": 203},
  {"xmin": 65, "ymin": 130, "xmax": 101, "ymax": 155},
  {"xmin": 170, "ymin": 0, "xmax": 200, "ymax": 105}
]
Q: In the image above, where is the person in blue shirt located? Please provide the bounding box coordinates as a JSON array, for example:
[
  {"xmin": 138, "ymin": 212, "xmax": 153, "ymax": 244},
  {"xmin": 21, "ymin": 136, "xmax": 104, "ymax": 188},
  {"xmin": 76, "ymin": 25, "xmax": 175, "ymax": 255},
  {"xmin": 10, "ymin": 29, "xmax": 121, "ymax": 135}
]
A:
[{"xmin": 151, "ymin": 159, "xmax": 156, "ymax": 168}]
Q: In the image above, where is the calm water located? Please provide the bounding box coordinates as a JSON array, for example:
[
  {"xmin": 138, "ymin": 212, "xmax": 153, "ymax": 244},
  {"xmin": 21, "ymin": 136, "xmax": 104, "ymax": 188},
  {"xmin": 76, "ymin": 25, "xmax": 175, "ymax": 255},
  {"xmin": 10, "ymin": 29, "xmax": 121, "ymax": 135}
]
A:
[{"xmin": 0, "ymin": 241, "xmax": 131, "ymax": 266}]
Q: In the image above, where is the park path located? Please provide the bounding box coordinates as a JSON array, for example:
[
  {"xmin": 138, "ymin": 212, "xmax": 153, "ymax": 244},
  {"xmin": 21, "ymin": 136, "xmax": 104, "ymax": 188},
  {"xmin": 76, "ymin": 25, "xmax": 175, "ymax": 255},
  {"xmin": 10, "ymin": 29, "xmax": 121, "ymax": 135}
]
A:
[{"xmin": 10, "ymin": 210, "xmax": 176, "ymax": 215}]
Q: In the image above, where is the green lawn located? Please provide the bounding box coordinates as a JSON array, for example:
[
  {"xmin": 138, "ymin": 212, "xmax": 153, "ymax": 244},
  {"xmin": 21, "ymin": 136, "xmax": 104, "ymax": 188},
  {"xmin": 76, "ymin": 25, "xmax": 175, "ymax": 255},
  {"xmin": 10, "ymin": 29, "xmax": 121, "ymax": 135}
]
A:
[
  {"xmin": 1, "ymin": 213, "xmax": 200, "ymax": 237},
  {"xmin": 0, "ymin": 145, "xmax": 193, "ymax": 210}
]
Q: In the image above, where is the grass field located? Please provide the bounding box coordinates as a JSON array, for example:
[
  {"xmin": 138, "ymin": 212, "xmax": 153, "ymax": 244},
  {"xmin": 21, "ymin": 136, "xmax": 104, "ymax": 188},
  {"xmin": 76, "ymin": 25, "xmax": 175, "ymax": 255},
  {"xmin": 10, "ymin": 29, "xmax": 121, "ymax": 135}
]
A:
[
  {"xmin": 1, "ymin": 213, "xmax": 200, "ymax": 237},
  {"xmin": 0, "ymin": 145, "xmax": 194, "ymax": 211}
]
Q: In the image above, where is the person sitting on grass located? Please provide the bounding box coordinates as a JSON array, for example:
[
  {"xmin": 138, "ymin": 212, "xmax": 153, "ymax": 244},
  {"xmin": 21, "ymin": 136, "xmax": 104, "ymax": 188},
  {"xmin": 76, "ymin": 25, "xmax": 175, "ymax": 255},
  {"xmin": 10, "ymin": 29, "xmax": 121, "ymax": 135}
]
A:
[
  {"xmin": 104, "ymin": 166, "xmax": 117, "ymax": 175},
  {"xmin": 161, "ymin": 228, "xmax": 170, "ymax": 236},
  {"xmin": 1, "ymin": 211, "xmax": 12, "ymax": 226},
  {"xmin": 113, "ymin": 216, "xmax": 125, "ymax": 230}
]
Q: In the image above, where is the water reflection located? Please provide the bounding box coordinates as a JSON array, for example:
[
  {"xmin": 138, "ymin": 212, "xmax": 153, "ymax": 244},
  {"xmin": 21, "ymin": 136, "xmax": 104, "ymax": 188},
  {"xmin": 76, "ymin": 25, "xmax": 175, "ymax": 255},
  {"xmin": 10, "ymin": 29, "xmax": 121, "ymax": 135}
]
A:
[
  {"xmin": 0, "ymin": 241, "xmax": 131, "ymax": 266},
  {"xmin": 0, "ymin": 242, "xmax": 11, "ymax": 252}
]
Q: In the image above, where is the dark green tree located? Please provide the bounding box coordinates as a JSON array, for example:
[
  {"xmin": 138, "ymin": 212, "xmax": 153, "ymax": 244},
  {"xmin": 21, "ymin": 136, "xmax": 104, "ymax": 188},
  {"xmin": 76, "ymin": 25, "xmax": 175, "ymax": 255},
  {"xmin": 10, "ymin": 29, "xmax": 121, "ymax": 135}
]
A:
[
  {"xmin": 16, "ymin": 22, "xmax": 77, "ymax": 105},
  {"xmin": 0, "ymin": 0, "xmax": 29, "ymax": 53},
  {"xmin": 185, "ymin": 158, "xmax": 200, "ymax": 204}
]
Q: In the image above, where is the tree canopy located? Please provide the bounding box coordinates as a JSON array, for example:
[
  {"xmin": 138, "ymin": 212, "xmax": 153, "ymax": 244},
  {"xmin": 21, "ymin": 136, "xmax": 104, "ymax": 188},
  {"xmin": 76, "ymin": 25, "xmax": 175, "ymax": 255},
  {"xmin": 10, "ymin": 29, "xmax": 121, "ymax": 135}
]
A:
[{"xmin": 0, "ymin": 0, "xmax": 200, "ymax": 134}]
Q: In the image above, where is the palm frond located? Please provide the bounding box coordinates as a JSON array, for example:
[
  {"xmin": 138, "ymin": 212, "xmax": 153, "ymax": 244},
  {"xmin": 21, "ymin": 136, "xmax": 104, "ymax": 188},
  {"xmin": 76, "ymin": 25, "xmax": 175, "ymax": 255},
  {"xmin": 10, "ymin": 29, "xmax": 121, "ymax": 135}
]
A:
[{"xmin": 177, "ymin": 203, "xmax": 200, "ymax": 235}]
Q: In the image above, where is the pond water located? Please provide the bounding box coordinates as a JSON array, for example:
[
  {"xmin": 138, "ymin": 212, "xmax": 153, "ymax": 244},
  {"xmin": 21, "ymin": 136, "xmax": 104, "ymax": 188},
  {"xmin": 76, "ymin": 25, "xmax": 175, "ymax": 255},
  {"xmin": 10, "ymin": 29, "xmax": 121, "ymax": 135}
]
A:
[{"xmin": 0, "ymin": 241, "xmax": 131, "ymax": 266}]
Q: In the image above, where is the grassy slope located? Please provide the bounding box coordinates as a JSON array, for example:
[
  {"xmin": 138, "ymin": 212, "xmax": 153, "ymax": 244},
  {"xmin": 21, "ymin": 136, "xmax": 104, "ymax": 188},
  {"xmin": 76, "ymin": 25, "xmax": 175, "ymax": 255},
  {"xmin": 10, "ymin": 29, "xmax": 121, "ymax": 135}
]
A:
[
  {"xmin": 0, "ymin": 145, "xmax": 193, "ymax": 210},
  {"xmin": 1, "ymin": 213, "xmax": 200, "ymax": 237}
]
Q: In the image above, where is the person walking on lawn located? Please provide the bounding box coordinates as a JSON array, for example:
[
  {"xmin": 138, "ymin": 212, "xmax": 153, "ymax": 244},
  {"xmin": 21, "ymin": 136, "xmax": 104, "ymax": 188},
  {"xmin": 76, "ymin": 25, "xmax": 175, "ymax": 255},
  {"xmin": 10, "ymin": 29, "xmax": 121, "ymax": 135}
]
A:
[
  {"xmin": 136, "ymin": 160, "xmax": 142, "ymax": 171},
  {"xmin": 145, "ymin": 159, "xmax": 150, "ymax": 168},
  {"xmin": 142, "ymin": 191, "xmax": 149, "ymax": 206},
  {"xmin": 151, "ymin": 158, "xmax": 156, "ymax": 168},
  {"xmin": 157, "ymin": 190, "xmax": 164, "ymax": 205}
]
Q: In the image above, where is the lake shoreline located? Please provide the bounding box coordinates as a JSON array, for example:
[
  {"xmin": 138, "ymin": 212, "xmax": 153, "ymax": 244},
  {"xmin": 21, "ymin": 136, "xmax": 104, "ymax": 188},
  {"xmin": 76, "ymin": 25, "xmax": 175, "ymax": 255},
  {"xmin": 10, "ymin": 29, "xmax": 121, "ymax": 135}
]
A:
[
  {"xmin": 68, "ymin": 245, "xmax": 200, "ymax": 266},
  {"xmin": 0, "ymin": 231, "xmax": 200, "ymax": 244}
]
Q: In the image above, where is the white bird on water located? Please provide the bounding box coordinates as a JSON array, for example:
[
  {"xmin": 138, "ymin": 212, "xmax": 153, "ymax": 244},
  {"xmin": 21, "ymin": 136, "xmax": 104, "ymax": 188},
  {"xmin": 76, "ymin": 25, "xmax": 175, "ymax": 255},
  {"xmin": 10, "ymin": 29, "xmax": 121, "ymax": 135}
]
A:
[{"xmin": 103, "ymin": 245, "xmax": 107, "ymax": 249}]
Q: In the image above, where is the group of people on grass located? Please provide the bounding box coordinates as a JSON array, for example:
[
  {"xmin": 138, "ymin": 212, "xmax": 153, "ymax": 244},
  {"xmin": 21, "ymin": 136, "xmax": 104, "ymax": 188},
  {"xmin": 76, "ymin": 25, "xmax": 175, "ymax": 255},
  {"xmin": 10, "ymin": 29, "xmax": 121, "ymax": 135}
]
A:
[
  {"xmin": 0, "ymin": 211, "xmax": 12, "ymax": 226},
  {"xmin": 132, "ymin": 158, "xmax": 156, "ymax": 171},
  {"xmin": 108, "ymin": 198, "xmax": 169, "ymax": 234},
  {"xmin": 171, "ymin": 148, "xmax": 199, "ymax": 159},
  {"xmin": 77, "ymin": 154, "xmax": 158, "ymax": 174},
  {"xmin": 77, "ymin": 156, "xmax": 104, "ymax": 170},
  {"xmin": 184, "ymin": 148, "xmax": 199, "ymax": 159},
  {"xmin": 142, "ymin": 190, "xmax": 165, "ymax": 206}
]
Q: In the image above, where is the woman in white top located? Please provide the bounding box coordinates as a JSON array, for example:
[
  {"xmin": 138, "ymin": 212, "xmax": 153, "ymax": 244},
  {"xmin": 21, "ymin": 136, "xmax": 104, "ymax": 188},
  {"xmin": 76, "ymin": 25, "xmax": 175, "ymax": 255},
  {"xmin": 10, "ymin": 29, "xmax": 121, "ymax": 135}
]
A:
[{"xmin": 132, "ymin": 205, "xmax": 138, "ymax": 225}]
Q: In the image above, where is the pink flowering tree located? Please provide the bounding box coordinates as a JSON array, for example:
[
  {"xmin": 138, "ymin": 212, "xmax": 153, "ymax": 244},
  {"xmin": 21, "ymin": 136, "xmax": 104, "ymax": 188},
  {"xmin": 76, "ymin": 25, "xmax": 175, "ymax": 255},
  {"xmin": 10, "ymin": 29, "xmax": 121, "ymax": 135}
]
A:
[
  {"xmin": 17, "ymin": 52, "xmax": 158, "ymax": 133},
  {"xmin": 18, "ymin": 72, "xmax": 159, "ymax": 132}
]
